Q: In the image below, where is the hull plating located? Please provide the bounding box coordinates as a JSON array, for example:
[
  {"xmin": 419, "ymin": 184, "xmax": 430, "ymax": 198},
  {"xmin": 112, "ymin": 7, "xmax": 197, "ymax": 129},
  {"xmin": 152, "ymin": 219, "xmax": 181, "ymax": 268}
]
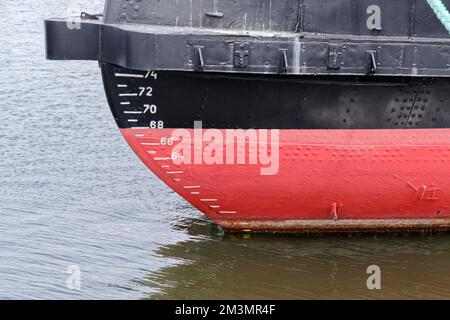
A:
[{"xmin": 121, "ymin": 128, "xmax": 450, "ymax": 232}]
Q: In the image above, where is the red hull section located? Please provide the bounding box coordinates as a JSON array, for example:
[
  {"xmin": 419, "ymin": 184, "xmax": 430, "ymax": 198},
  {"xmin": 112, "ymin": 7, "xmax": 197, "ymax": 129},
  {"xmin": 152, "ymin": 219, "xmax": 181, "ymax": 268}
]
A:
[{"xmin": 121, "ymin": 128, "xmax": 450, "ymax": 232}]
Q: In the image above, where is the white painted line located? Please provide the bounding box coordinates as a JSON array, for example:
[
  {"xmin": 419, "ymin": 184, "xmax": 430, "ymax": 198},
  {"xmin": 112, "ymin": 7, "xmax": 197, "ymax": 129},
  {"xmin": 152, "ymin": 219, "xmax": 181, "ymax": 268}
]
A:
[
  {"xmin": 128, "ymin": 119, "xmax": 138, "ymax": 123},
  {"xmin": 167, "ymin": 171, "xmax": 184, "ymax": 174},
  {"xmin": 117, "ymin": 84, "xmax": 128, "ymax": 88},
  {"xmin": 141, "ymin": 142, "xmax": 159, "ymax": 146},
  {"xmin": 220, "ymin": 211, "xmax": 238, "ymax": 214},
  {"xmin": 200, "ymin": 199, "xmax": 218, "ymax": 202},
  {"xmin": 131, "ymin": 127, "xmax": 149, "ymax": 130},
  {"xmin": 135, "ymin": 134, "xmax": 145, "ymax": 137},
  {"xmin": 119, "ymin": 93, "xmax": 138, "ymax": 97},
  {"xmin": 147, "ymin": 151, "xmax": 157, "ymax": 155},
  {"xmin": 121, "ymin": 102, "xmax": 131, "ymax": 105},
  {"xmin": 191, "ymin": 192, "xmax": 200, "ymax": 195},
  {"xmin": 183, "ymin": 186, "xmax": 201, "ymax": 189},
  {"xmin": 210, "ymin": 205, "xmax": 220, "ymax": 209},
  {"xmin": 173, "ymin": 179, "xmax": 181, "ymax": 182},
  {"xmin": 161, "ymin": 165, "xmax": 170, "ymax": 168},
  {"xmin": 115, "ymin": 73, "xmax": 144, "ymax": 78},
  {"xmin": 124, "ymin": 111, "xmax": 143, "ymax": 115},
  {"xmin": 154, "ymin": 157, "xmax": 171, "ymax": 161}
]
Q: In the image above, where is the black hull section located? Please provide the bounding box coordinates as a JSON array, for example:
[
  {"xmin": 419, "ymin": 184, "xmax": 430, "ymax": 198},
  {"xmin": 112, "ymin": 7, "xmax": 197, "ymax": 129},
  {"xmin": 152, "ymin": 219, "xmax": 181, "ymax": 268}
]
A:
[{"xmin": 102, "ymin": 64, "xmax": 450, "ymax": 130}]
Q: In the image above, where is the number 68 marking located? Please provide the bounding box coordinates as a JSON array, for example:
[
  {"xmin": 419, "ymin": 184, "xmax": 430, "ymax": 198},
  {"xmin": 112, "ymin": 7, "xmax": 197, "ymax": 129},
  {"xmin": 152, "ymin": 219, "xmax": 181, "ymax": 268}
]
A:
[{"xmin": 150, "ymin": 121, "xmax": 164, "ymax": 129}]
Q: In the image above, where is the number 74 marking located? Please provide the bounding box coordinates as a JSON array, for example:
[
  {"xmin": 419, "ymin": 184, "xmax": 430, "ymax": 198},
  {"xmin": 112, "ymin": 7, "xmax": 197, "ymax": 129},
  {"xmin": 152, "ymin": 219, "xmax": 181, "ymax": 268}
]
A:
[{"xmin": 145, "ymin": 70, "xmax": 158, "ymax": 79}]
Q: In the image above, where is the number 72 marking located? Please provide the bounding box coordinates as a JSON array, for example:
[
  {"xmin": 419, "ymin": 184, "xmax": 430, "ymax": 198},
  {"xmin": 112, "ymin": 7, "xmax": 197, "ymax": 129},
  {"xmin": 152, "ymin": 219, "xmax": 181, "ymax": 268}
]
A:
[{"xmin": 139, "ymin": 87, "xmax": 153, "ymax": 96}]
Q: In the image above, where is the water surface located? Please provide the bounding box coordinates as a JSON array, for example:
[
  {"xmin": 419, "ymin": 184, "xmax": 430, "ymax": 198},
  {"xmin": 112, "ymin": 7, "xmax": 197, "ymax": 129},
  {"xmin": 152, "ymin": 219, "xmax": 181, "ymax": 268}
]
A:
[{"xmin": 0, "ymin": 0, "xmax": 450, "ymax": 300}]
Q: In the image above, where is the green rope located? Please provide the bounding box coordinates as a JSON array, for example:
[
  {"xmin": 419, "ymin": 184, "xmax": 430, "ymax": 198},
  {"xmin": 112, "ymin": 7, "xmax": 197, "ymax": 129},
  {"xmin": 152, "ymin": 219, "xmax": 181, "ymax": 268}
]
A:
[{"xmin": 427, "ymin": 0, "xmax": 450, "ymax": 34}]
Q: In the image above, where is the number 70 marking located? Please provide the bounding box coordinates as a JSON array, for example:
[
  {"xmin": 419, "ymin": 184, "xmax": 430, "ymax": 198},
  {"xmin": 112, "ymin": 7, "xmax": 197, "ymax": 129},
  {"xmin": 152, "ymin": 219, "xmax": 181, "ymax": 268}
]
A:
[{"xmin": 143, "ymin": 104, "xmax": 157, "ymax": 114}]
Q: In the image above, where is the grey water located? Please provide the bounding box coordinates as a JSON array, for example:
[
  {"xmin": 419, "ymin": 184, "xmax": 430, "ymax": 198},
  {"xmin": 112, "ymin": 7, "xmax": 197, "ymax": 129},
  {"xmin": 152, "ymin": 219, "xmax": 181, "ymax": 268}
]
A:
[{"xmin": 1, "ymin": 0, "xmax": 450, "ymax": 300}]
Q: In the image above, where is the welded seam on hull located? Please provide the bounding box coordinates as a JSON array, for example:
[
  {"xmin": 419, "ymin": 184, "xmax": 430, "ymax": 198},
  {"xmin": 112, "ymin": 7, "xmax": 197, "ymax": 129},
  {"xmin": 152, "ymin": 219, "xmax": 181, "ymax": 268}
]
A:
[
  {"xmin": 409, "ymin": 0, "xmax": 417, "ymax": 37},
  {"xmin": 403, "ymin": 82, "xmax": 421, "ymax": 128},
  {"xmin": 293, "ymin": 38, "xmax": 301, "ymax": 74},
  {"xmin": 294, "ymin": 0, "xmax": 304, "ymax": 32}
]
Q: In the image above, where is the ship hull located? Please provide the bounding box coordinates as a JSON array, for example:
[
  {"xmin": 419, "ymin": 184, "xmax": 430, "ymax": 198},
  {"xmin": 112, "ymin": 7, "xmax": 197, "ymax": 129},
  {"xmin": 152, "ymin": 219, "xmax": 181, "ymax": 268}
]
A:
[
  {"xmin": 101, "ymin": 63, "xmax": 450, "ymax": 232},
  {"xmin": 121, "ymin": 128, "xmax": 450, "ymax": 233},
  {"xmin": 44, "ymin": 0, "xmax": 450, "ymax": 233}
]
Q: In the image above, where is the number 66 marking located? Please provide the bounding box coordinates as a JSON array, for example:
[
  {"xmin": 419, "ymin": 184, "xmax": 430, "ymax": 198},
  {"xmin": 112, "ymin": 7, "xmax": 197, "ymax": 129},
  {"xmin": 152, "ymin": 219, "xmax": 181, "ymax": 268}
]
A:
[{"xmin": 160, "ymin": 138, "xmax": 174, "ymax": 146}]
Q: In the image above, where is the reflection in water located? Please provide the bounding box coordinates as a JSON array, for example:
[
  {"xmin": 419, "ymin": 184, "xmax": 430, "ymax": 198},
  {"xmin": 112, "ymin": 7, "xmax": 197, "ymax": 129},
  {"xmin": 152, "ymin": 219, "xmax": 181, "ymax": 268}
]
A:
[{"xmin": 141, "ymin": 219, "xmax": 450, "ymax": 300}]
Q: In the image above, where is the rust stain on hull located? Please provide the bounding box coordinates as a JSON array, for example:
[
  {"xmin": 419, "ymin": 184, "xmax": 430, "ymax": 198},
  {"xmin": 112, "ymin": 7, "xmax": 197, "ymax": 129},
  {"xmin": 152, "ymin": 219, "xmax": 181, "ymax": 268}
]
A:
[{"xmin": 218, "ymin": 219, "xmax": 450, "ymax": 234}]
